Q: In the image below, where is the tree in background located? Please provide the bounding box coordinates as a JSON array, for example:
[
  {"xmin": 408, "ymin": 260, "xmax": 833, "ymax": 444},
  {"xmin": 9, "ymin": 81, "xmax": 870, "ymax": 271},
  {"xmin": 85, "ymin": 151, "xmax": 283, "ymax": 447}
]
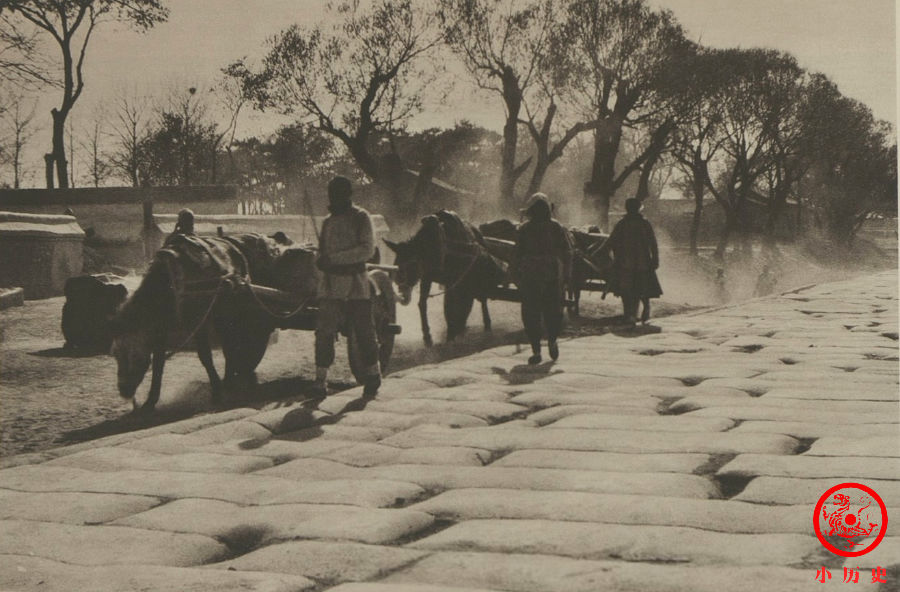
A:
[
  {"xmin": 669, "ymin": 49, "xmax": 731, "ymax": 255},
  {"xmin": 561, "ymin": 0, "xmax": 691, "ymax": 230},
  {"xmin": 236, "ymin": 0, "xmax": 442, "ymax": 220},
  {"xmin": 439, "ymin": 0, "xmax": 556, "ymax": 209},
  {"xmin": 2, "ymin": 0, "xmax": 168, "ymax": 188},
  {"xmin": 107, "ymin": 88, "xmax": 152, "ymax": 187},
  {"xmin": 0, "ymin": 11, "xmax": 53, "ymax": 88},
  {"xmin": 701, "ymin": 49, "xmax": 802, "ymax": 258},
  {"xmin": 79, "ymin": 105, "xmax": 111, "ymax": 187},
  {"xmin": 799, "ymin": 89, "xmax": 897, "ymax": 245},
  {"xmin": 138, "ymin": 87, "xmax": 220, "ymax": 186},
  {"xmin": 0, "ymin": 92, "xmax": 39, "ymax": 188}
]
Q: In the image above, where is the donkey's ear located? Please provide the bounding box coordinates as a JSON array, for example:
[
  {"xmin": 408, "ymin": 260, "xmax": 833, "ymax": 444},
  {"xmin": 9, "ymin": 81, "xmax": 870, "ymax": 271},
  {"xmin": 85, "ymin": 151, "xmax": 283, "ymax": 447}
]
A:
[{"xmin": 383, "ymin": 239, "xmax": 399, "ymax": 252}]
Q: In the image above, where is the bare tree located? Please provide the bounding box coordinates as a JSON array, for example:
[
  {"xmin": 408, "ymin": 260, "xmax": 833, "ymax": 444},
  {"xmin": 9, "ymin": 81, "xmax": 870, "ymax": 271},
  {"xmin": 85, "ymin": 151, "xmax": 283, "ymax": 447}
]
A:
[
  {"xmin": 0, "ymin": 92, "xmax": 39, "ymax": 188},
  {"xmin": 439, "ymin": 0, "xmax": 555, "ymax": 208},
  {"xmin": 561, "ymin": 0, "xmax": 692, "ymax": 230},
  {"xmin": 107, "ymin": 88, "xmax": 151, "ymax": 186},
  {"xmin": 702, "ymin": 49, "xmax": 803, "ymax": 258},
  {"xmin": 79, "ymin": 105, "xmax": 110, "ymax": 186},
  {"xmin": 0, "ymin": 12, "xmax": 53, "ymax": 88},
  {"xmin": 237, "ymin": 0, "xmax": 442, "ymax": 218},
  {"xmin": 3, "ymin": 0, "xmax": 168, "ymax": 188}
]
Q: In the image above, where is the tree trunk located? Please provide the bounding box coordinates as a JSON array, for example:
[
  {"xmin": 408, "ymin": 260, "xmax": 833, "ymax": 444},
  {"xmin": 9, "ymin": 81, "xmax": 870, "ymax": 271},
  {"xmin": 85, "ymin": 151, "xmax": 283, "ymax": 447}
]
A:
[
  {"xmin": 587, "ymin": 117, "xmax": 623, "ymax": 232},
  {"xmin": 51, "ymin": 108, "xmax": 69, "ymax": 189},
  {"xmin": 525, "ymin": 152, "xmax": 549, "ymax": 199},
  {"xmin": 499, "ymin": 67, "xmax": 523, "ymax": 211},
  {"xmin": 44, "ymin": 153, "xmax": 55, "ymax": 188},
  {"xmin": 715, "ymin": 212, "xmax": 735, "ymax": 260},
  {"xmin": 689, "ymin": 172, "xmax": 704, "ymax": 256}
]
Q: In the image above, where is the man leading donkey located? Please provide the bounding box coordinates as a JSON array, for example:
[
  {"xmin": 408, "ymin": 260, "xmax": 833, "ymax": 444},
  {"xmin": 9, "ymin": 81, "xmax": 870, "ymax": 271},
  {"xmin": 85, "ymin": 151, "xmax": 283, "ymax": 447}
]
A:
[{"xmin": 313, "ymin": 176, "xmax": 381, "ymax": 397}]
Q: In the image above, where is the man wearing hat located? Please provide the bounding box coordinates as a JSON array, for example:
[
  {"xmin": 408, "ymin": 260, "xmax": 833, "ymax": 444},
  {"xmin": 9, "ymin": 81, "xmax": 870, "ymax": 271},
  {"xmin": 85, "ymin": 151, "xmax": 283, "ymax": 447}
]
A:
[
  {"xmin": 514, "ymin": 193, "xmax": 573, "ymax": 364},
  {"xmin": 313, "ymin": 176, "xmax": 381, "ymax": 397},
  {"xmin": 598, "ymin": 197, "xmax": 662, "ymax": 324}
]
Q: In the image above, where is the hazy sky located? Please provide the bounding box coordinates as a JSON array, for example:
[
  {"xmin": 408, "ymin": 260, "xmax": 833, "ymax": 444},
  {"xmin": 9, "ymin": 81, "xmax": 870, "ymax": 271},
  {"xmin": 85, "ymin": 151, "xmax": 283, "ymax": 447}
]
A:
[{"xmin": 11, "ymin": 0, "xmax": 898, "ymax": 185}]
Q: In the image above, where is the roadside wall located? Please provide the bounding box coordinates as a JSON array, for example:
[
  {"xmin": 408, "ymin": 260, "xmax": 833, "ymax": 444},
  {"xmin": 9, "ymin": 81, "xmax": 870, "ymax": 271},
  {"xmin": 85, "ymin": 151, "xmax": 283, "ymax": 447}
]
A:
[{"xmin": 0, "ymin": 212, "xmax": 84, "ymax": 299}]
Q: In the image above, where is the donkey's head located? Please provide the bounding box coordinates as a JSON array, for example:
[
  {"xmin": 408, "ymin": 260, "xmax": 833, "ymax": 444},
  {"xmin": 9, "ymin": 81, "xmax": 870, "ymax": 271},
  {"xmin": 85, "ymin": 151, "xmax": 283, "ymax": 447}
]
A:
[
  {"xmin": 383, "ymin": 238, "xmax": 419, "ymax": 305},
  {"xmin": 108, "ymin": 259, "xmax": 172, "ymax": 402},
  {"xmin": 384, "ymin": 215, "xmax": 446, "ymax": 305},
  {"xmin": 109, "ymin": 317, "xmax": 153, "ymax": 401}
]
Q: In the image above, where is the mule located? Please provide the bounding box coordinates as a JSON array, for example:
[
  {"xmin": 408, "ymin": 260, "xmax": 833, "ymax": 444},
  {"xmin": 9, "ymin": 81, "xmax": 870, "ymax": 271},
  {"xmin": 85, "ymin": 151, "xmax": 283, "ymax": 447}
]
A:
[
  {"xmin": 385, "ymin": 211, "xmax": 505, "ymax": 346},
  {"xmin": 110, "ymin": 235, "xmax": 275, "ymax": 412}
]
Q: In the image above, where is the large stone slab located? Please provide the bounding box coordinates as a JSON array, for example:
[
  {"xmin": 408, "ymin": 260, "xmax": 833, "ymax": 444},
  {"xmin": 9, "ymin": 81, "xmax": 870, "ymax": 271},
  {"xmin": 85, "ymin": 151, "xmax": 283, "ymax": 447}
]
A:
[
  {"xmin": 0, "ymin": 465, "xmax": 423, "ymax": 507},
  {"xmin": 0, "ymin": 555, "xmax": 316, "ymax": 592},
  {"xmin": 806, "ymin": 436, "xmax": 900, "ymax": 457},
  {"xmin": 121, "ymin": 433, "xmax": 356, "ymax": 461},
  {"xmin": 0, "ymin": 489, "xmax": 161, "ymax": 524},
  {"xmin": 686, "ymin": 405, "xmax": 892, "ymax": 424},
  {"xmin": 409, "ymin": 519, "xmax": 825, "ymax": 566},
  {"xmin": 384, "ymin": 551, "xmax": 837, "ymax": 592},
  {"xmin": 731, "ymin": 421, "xmax": 900, "ymax": 439},
  {"xmin": 44, "ymin": 446, "xmax": 273, "ymax": 473},
  {"xmin": 0, "ymin": 519, "xmax": 228, "ymax": 566},
  {"xmin": 211, "ymin": 540, "xmax": 426, "ymax": 583},
  {"xmin": 380, "ymin": 425, "xmax": 800, "ymax": 455},
  {"xmin": 319, "ymin": 442, "xmax": 491, "ymax": 467},
  {"xmin": 525, "ymin": 405, "xmax": 658, "ymax": 425},
  {"xmin": 260, "ymin": 458, "xmax": 719, "ymax": 498},
  {"xmin": 547, "ymin": 414, "xmax": 734, "ymax": 432},
  {"xmin": 736, "ymin": 477, "xmax": 900, "ymax": 505},
  {"xmin": 492, "ymin": 450, "xmax": 708, "ymax": 473},
  {"xmin": 366, "ymin": 398, "xmax": 526, "ymax": 422},
  {"xmin": 115, "ymin": 498, "xmax": 433, "ymax": 545},
  {"xmin": 718, "ymin": 454, "xmax": 900, "ymax": 480},
  {"xmin": 671, "ymin": 396, "xmax": 897, "ymax": 416},
  {"xmin": 411, "ymin": 488, "xmax": 817, "ymax": 534}
]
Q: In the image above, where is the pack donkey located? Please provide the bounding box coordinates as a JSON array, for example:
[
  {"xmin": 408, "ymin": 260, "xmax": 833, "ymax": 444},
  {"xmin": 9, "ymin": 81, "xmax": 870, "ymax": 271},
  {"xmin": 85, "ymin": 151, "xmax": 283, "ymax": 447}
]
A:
[
  {"xmin": 385, "ymin": 210, "xmax": 506, "ymax": 346},
  {"xmin": 110, "ymin": 234, "xmax": 276, "ymax": 412}
]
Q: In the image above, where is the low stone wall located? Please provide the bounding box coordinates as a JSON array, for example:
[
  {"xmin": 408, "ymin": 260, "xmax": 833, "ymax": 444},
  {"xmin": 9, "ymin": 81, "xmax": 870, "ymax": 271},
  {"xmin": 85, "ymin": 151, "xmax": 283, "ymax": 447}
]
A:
[{"xmin": 0, "ymin": 212, "xmax": 85, "ymax": 299}]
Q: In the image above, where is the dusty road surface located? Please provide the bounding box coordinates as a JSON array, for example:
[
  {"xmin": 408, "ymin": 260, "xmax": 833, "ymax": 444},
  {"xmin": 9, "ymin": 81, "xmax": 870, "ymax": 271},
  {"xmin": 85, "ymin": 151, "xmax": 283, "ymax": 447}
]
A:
[
  {"xmin": 1, "ymin": 278, "xmax": 691, "ymax": 458},
  {"xmin": 0, "ymin": 245, "xmax": 880, "ymax": 458},
  {"xmin": 0, "ymin": 269, "xmax": 895, "ymax": 592}
]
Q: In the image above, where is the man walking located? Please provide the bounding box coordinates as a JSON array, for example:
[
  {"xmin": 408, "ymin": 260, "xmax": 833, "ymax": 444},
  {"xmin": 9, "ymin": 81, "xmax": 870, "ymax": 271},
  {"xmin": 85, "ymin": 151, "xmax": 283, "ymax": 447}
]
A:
[
  {"xmin": 599, "ymin": 197, "xmax": 662, "ymax": 324},
  {"xmin": 514, "ymin": 193, "xmax": 573, "ymax": 365},
  {"xmin": 313, "ymin": 176, "xmax": 381, "ymax": 397}
]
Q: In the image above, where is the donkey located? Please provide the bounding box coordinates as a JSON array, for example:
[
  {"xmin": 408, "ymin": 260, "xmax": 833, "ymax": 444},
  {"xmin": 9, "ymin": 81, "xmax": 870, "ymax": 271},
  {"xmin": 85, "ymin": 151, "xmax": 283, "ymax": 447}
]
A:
[
  {"xmin": 110, "ymin": 235, "xmax": 275, "ymax": 412},
  {"xmin": 384, "ymin": 211, "xmax": 505, "ymax": 346}
]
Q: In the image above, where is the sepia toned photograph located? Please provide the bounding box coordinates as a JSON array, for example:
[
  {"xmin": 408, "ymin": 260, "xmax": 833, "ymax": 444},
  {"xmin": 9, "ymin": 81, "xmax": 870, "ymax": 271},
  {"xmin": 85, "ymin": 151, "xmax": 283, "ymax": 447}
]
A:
[{"xmin": 0, "ymin": 0, "xmax": 897, "ymax": 590}]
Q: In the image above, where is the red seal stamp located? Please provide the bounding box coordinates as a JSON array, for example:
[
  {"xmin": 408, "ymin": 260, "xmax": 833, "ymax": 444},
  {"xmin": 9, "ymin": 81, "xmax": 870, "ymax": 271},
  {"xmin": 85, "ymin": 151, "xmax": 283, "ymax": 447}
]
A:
[{"xmin": 814, "ymin": 482, "xmax": 888, "ymax": 557}]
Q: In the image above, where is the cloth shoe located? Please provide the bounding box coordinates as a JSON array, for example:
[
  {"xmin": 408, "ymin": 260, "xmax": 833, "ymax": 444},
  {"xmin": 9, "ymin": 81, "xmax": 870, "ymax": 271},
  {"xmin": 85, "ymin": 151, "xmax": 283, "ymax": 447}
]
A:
[
  {"xmin": 528, "ymin": 353, "xmax": 542, "ymax": 365},
  {"xmin": 548, "ymin": 341, "xmax": 559, "ymax": 361},
  {"xmin": 363, "ymin": 374, "xmax": 381, "ymax": 397}
]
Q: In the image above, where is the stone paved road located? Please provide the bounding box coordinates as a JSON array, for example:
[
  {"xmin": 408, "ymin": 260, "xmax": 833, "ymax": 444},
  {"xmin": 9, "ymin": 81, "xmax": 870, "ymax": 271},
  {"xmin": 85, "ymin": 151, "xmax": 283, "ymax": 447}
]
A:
[{"xmin": 0, "ymin": 270, "xmax": 897, "ymax": 592}]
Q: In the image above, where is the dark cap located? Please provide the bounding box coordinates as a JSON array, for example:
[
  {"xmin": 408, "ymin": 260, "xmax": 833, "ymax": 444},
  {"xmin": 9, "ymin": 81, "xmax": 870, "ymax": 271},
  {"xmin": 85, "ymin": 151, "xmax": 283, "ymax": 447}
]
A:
[
  {"xmin": 328, "ymin": 176, "xmax": 353, "ymax": 201},
  {"xmin": 625, "ymin": 198, "xmax": 641, "ymax": 214},
  {"xmin": 522, "ymin": 192, "xmax": 551, "ymax": 219}
]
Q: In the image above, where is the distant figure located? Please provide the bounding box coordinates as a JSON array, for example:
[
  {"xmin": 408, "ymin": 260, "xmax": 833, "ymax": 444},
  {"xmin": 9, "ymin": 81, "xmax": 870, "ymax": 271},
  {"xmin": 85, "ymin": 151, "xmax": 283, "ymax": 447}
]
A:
[
  {"xmin": 63, "ymin": 207, "xmax": 75, "ymax": 217},
  {"xmin": 598, "ymin": 198, "xmax": 662, "ymax": 325},
  {"xmin": 754, "ymin": 262, "xmax": 777, "ymax": 297},
  {"xmin": 715, "ymin": 267, "xmax": 729, "ymax": 302},
  {"xmin": 514, "ymin": 193, "xmax": 573, "ymax": 364},
  {"xmin": 314, "ymin": 176, "xmax": 381, "ymax": 397},
  {"xmin": 173, "ymin": 208, "xmax": 195, "ymax": 235}
]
